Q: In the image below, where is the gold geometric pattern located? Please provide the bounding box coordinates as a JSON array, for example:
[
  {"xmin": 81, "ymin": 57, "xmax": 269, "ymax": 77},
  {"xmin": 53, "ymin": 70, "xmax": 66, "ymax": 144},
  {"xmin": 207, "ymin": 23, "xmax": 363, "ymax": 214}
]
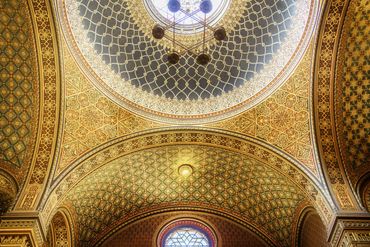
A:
[
  {"xmin": 314, "ymin": 0, "xmax": 357, "ymax": 210},
  {"xmin": 50, "ymin": 212, "xmax": 70, "ymax": 247},
  {"xmin": 59, "ymin": 39, "xmax": 316, "ymax": 176},
  {"xmin": 340, "ymin": 0, "xmax": 370, "ymax": 179},
  {"xmin": 58, "ymin": 40, "xmax": 164, "ymax": 174},
  {"xmin": 64, "ymin": 145, "xmax": 305, "ymax": 246},
  {"xmin": 100, "ymin": 212, "xmax": 269, "ymax": 247},
  {"xmin": 0, "ymin": 0, "xmax": 38, "ymax": 168},
  {"xmin": 0, "ymin": 172, "xmax": 17, "ymax": 215},
  {"xmin": 12, "ymin": 0, "xmax": 61, "ymax": 211},
  {"xmin": 209, "ymin": 43, "xmax": 315, "ymax": 172}
]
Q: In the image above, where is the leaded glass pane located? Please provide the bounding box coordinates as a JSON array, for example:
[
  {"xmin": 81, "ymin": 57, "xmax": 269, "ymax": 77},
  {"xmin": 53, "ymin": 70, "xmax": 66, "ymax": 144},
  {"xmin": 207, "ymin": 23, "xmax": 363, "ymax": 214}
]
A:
[{"xmin": 164, "ymin": 227, "xmax": 210, "ymax": 247}]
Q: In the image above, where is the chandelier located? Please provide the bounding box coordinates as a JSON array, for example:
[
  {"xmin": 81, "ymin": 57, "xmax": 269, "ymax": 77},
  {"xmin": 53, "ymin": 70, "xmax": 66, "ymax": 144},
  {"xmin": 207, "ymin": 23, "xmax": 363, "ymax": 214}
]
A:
[{"xmin": 151, "ymin": 0, "xmax": 227, "ymax": 65}]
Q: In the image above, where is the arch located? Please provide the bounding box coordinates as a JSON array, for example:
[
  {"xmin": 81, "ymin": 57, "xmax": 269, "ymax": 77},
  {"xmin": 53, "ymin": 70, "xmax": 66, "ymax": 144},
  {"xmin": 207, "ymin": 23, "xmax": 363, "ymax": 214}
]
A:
[
  {"xmin": 295, "ymin": 207, "xmax": 329, "ymax": 247},
  {"xmin": 40, "ymin": 129, "xmax": 334, "ymax": 246},
  {"xmin": 100, "ymin": 210, "xmax": 272, "ymax": 247},
  {"xmin": 313, "ymin": 0, "xmax": 370, "ymax": 210},
  {"xmin": 157, "ymin": 217, "xmax": 218, "ymax": 247},
  {"xmin": 48, "ymin": 209, "xmax": 73, "ymax": 247},
  {"xmin": 0, "ymin": 171, "xmax": 18, "ymax": 215},
  {"xmin": 357, "ymin": 173, "xmax": 370, "ymax": 212},
  {"xmin": 43, "ymin": 129, "xmax": 333, "ymax": 216},
  {"xmin": 0, "ymin": 0, "xmax": 41, "ymax": 210}
]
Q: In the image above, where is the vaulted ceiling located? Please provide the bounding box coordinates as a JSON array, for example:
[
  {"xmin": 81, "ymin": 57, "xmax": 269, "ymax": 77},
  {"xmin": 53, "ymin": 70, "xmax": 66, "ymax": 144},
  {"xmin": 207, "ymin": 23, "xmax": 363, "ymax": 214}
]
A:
[{"xmin": 0, "ymin": 0, "xmax": 369, "ymax": 246}]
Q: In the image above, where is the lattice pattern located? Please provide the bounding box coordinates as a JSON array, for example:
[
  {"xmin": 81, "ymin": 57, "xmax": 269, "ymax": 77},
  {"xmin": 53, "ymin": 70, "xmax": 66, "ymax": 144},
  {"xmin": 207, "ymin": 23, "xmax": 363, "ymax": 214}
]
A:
[
  {"xmin": 209, "ymin": 43, "xmax": 315, "ymax": 171},
  {"xmin": 0, "ymin": 0, "xmax": 37, "ymax": 167},
  {"xmin": 341, "ymin": 0, "xmax": 370, "ymax": 172},
  {"xmin": 165, "ymin": 227, "xmax": 209, "ymax": 247},
  {"xmin": 77, "ymin": 0, "xmax": 296, "ymax": 100},
  {"xmin": 65, "ymin": 145, "xmax": 305, "ymax": 246},
  {"xmin": 60, "ymin": 40, "xmax": 164, "ymax": 173},
  {"xmin": 51, "ymin": 212, "xmax": 70, "ymax": 247}
]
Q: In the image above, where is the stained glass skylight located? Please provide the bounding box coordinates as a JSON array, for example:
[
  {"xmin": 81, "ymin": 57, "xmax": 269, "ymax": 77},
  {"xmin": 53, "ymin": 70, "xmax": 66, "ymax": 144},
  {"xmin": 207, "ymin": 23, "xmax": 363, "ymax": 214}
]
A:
[
  {"xmin": 145, "ymin": 0, "xmax": 229, "ymax": 33},
  {"xmin": 164, "ymin": 227, "xmax": 210, "ymax": 247}
]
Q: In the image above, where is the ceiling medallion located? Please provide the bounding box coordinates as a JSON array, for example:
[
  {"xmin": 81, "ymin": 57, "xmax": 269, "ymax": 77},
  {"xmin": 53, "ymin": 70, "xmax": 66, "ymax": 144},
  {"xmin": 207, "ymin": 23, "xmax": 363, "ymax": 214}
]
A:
[
  {"xmin": 178, "ymin": 164, "xmax": 193, "ymax": 177},
  {"xmin": 58, "ymin": 0, "xmax": 318, "ymax": 124}
]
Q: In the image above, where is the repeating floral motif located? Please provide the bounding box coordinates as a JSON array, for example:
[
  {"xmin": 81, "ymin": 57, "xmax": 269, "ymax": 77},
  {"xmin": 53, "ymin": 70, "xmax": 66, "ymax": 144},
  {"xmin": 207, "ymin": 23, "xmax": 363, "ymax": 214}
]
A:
[
  {"xmin": 59, "ymin": 0, "xmax": 314, "ymax": 122},
  {"xmin": 59, "ymin": 41, "xmax": 316, "ymax": 175},
  {"xmin": 314, "ymin": 0, "xmax": 357, "ymax": 210},
  {"xmin": 64, "ymin": 145, "xmax": 306, "ymax": 246},
  {"xmin": 44, "ymin": 130, "xmax": 333, "ymax": 244},
  {"xmin": 338, "ymin": 0, "xmax": 370, "ymax": 185},
  {"xmin": 15, "ymin": 0, "xmax": 60, "ymax": 210},
  {"xmin": 209, "ymin": 43, "xmax": 314, "ymax": 172},
  {"xmin": 315, "ymin": 0, "xmax": 369, "ymax": 210},
  {"xmin": 59, "ymin": 41, "xmax": 165, "ymax": 174},
  {"xmin": 0, "ymin": 0, "xmax": 38, "ymax": 179}
]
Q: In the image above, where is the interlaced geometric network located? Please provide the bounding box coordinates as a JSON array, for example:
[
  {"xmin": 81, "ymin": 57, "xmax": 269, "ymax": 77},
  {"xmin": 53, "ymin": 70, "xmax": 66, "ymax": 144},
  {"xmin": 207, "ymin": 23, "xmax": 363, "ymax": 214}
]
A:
[
  {"xmin": 78, "ymin": 0, "xmax": 297, "ymax": 100},
  {"xmin": 164, "ymin": 227, "xmax": 209, "ymax": 247}
]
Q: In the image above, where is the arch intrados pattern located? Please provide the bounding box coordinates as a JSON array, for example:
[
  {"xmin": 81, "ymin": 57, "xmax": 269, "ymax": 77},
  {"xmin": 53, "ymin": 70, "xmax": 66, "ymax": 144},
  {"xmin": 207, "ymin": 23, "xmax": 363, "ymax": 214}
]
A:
[
  {"xmin": 313, "ymin": 0, "xmax": 369, "ymax": 210},
  {"xmin": 49, "ymin": 209, "xmax": 73, "ymax": 247},
  {"xmin": 42, "ymin": 129, "xmax": 334, "ymax": 229},
  {"xmin": 62, "ymin": 144, "xmax": 310, "ymax": 245}
]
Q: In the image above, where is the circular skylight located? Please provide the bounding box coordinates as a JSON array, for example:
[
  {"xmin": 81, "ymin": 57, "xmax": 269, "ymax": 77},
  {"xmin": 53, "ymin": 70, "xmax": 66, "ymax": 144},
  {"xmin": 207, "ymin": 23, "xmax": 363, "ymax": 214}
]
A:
[
  {"xmin": 58, "ymin": 0, "xmax": 318, "ymax": 124},
  {"xmin": 145, "ymin": 0, "xmax": 230, "ymax": 34}
]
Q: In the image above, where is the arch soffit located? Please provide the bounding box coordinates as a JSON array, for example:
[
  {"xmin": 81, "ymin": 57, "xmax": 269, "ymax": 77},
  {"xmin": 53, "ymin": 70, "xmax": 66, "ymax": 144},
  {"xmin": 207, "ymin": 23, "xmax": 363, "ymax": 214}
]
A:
[
  {"xmin": 42, "ymin": 128, "xmax": 335, "ymax": 227},
  {"xmin": 313, "ymin": 0, "xmax": 369, "ymax": 210}
]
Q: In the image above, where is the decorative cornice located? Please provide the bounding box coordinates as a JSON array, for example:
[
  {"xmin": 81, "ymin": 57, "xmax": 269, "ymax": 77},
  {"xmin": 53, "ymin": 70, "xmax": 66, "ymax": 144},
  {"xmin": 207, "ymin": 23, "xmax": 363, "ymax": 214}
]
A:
[
  {"xmin": 328, "ymin": 214, "xmax": 370, "ymax": 246},
  {"xmin": 0, "ymin": 213, "xmax": 45, "ymax": 246},
  {"xmin": 14, "ymin": 0, "xmax": 61, "ymax": 211}
]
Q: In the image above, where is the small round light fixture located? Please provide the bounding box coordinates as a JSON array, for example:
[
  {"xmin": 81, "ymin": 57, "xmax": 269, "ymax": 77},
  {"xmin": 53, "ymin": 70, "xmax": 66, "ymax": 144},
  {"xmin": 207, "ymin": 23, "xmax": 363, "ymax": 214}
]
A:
[
  {"xmin": 167, "ymin": 52, "xmax": 180, "ymax": 64},
  {"xmin": 196, "ymin": 53, "xmax": 210, "ymax": 65},
  {"xmin": 152, "ymin": 25, "xmax": 165, "ymax": 39},
  {"xmin": 214, "ymin": 27, "xmax": 227, "ymax": 41},
  {"xmin": 178, "ymin": 164, "xmax": 193, "ymax": 177}
]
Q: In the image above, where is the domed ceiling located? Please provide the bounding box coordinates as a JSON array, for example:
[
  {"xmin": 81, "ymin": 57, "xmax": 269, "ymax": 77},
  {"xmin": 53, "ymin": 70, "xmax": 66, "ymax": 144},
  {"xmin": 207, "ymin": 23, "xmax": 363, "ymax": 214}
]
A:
[{"xmin": 57, "ymin": 0, "xmax": 317, "ymax": 123}]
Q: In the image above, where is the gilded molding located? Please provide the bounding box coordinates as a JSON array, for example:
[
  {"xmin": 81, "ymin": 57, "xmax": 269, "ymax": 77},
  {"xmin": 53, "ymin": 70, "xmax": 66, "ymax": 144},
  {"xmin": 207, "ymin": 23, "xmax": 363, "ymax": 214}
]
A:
[
  {"xmin": 0, "ymin": 213, "xmax": 45, "ymax": 246},
  {"xmin": 0, "ymin": 235, "xmax": 31, "ymax": 247},
  {"xmin": 334, "ymin": 0, "xmax": 370, "ymax": 191},
  {"xmin": 15, "ymin": 0, "xmax": 61, "ymax": 210},
  {"xmin": 313, "ymin": 0, "xmax": 358, "ymax": 210},
  {"xmin": 328, "ymin": 216, "xmax": 370, "ymax": 247}
]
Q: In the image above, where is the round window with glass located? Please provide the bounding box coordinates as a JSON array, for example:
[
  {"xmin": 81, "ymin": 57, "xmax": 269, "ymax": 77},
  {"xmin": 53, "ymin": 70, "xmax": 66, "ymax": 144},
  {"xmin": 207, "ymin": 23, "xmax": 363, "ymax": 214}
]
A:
[
  {"xmin": 157, "ymin": 219, "xmax": 217, "ymax": 247},
  {"xmin": 145, "ymin": 0, "xmax": 230, "ymax": 34}
]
